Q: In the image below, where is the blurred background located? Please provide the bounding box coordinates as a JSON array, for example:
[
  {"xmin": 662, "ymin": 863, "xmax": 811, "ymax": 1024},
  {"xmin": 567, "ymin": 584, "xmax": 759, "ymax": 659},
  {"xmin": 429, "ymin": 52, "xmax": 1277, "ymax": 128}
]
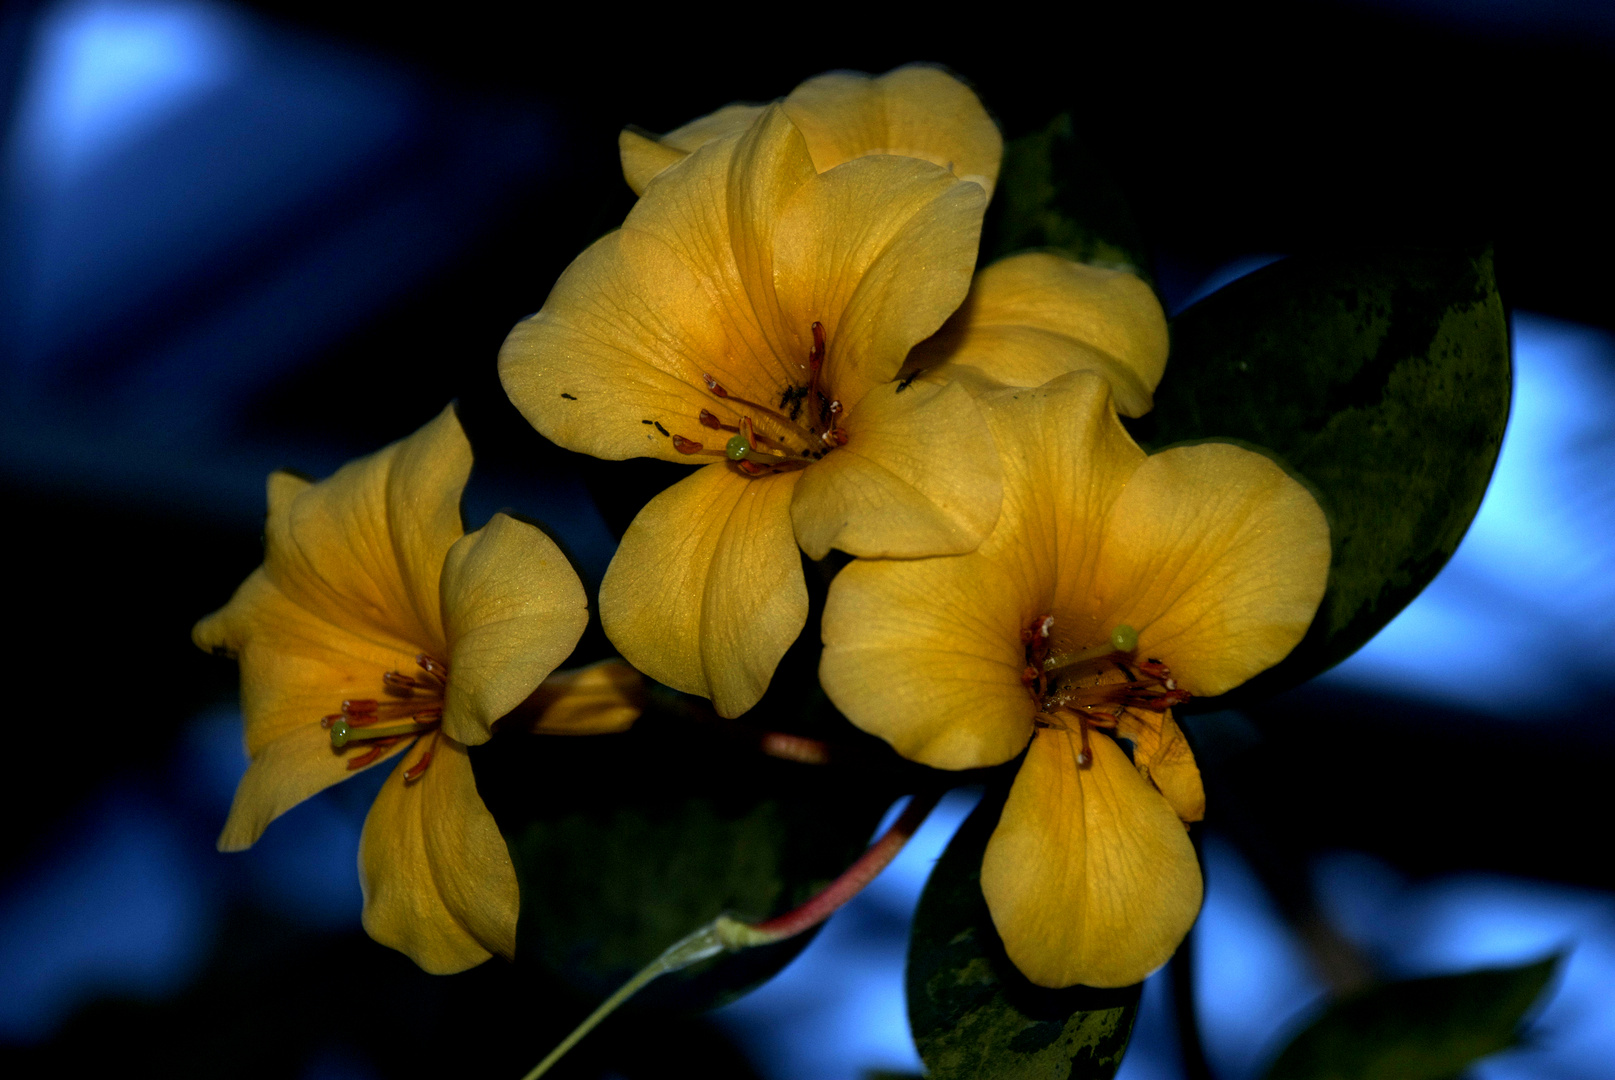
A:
[{"xmin": 1, "ymin": 1, "xmax": 1611, "ymax": 1076}]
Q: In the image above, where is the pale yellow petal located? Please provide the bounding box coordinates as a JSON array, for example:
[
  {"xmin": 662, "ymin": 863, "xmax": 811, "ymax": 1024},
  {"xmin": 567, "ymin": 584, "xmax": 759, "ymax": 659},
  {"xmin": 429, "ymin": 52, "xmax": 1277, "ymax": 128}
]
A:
[
  {"xmin": 523, "ymin": 659, "xmax": 644, "ymax": 735},
  {"xmin": 619, "ymin": 104, "xmax": 769, "ymax": 195},
  {"xmin": 982, "ymin": 729, "xmax": 1202, "ymax": 988},
  {"xmin": 262, "ymin": 405, "xmax": 468, "ymax": 655},
  {"xmin": 438, "ymin": 513, "xmax": 590, "ymax": 746},
  {"xmin": 359, "ymin": 736, "xmax": 519, "ymax": 974},
  {"xmin": 1116, "ymin": 710, "xmax": 1205, "ymax": 823},
  {"xmin": 774, "ymin": 154, "xmax": 986, "ymax": 411},
  {"xmin": 790, "ymin": 376, "xmax": 1000, "ymax": 559},
  {"xmin": 662, "ymin": 103, "xmax": 769, "ymax": 152},
  {"xmin": 784, "ymin": 66, "xmax": 1002, "ymax": 196},
  {"xmin": 1091, "ymin": 443, "xmax": 1330, "ymax": 697},
  {"xmin": 911, "ymin": 253, "xmax": 1168, "ymax": 416},
  {"xmin": 600, "ymin": 463, "xmax": 807, "ymax": 718},
  {"xmin": 821, "ymin": 552, "xmax": 1033, "ymax": 770},
  {"xmin": 216, "ymin": 719, "xmax": 408, "ymax": 852}
]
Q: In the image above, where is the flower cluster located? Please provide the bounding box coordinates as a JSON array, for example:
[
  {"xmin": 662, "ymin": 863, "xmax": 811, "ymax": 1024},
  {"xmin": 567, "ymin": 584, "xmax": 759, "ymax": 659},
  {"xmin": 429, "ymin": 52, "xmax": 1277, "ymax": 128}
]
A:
[{"xmin": 198, "ymin": 66, "xmax": 1328, "ymax": 991}]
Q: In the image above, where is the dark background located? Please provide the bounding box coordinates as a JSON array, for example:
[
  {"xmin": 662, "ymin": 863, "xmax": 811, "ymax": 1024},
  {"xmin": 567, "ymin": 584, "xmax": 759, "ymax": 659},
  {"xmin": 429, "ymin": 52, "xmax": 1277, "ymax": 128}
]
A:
[{"xmin": 1, "ymin": 1, "xmax": 1611, "ymax": 1077}]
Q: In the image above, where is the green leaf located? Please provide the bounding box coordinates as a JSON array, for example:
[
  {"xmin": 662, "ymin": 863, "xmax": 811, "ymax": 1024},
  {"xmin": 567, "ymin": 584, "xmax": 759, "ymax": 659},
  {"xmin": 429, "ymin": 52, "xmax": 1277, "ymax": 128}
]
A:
[
  {"xmin": 1133, "ymin": 247, "xmax": 1510, "ymax": 700},
  {"xmin": 473, "ymin": 699, "xmax": 896, "ymax": 1013},
  {"xmin": 908, "ymin": 790, "xmax": 1140, "ymax": 1079},
  {"xmin": 1263, "ymin": 957, "xmax": 1558, "ymax": 1080},
  {"xmin": 987, "ymin": 114, "xmax": 1154, "ymax": 286}
]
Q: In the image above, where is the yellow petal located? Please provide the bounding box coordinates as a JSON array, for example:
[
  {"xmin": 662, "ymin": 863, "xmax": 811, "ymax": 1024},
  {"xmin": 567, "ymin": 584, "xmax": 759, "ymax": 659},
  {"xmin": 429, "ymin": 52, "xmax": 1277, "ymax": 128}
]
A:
[
  {"xmin": 821, "ymin": 551, "xmax": 1033, "ymax": 770},
  {"xmin": 438, "ymin": 513, "xmax": 590, "ymax": 746},
  {"xmin": 1115, "ymin": 710, "xmax": 1205, "ymax": 823},
  {"xmin": 358, "ymin": 736, "xmax": 519, "ymax": 974},
  {"xmin": 791, "ymin": 376, "xmax": 1001, "ymax": 560},
  {"xmin": 262, "ymin": 405, "xmax": 468, "ymax": 655},
  {"xmin": 619, "ymin": 104, "xmax": 767, "ymax": 195},
  {"xmin": 522, "ymin": 658, "xmax": 645, "ymax": 735},
  {"xmin": 1091, "ymin": 443, "xmax": 1331, "ymax": 697},
  {"xmin": 774, "ymin": 154, "xmax": 986, "ymax": 411},
  {"xmin": 600, "ymin": 463, "xmax": 807, "ymax": 718},
  {"xmin": 911, "ymin": 253, "xmax": 1168, "ymax": 416},
  {"xmin": 502, "ymin": 110, "xmax": 815, "ymax": 463},
  {"xmin": 784, "ymin": 66, "xmax": 1003, "ymax": 197},
  {"xmin": 981, "ymin": 729, "xmax": 1202, "ymax": 988},
  {"xmin": 215, "ymin": 717, "xmax": 409, "ymax": 852}
]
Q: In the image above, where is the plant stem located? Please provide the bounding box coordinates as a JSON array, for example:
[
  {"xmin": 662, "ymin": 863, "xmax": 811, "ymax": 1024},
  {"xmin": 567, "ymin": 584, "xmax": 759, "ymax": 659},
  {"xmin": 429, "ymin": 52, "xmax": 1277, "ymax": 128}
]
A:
[{"xmin": 517, "ymin": 789, "xmax": 944, "ymax": 1079}]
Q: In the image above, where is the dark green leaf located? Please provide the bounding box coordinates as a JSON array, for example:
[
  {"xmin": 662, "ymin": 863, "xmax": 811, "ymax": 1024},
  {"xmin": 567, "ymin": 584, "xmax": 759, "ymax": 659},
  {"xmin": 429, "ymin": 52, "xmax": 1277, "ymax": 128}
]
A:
[
  {"xmin": 987, "ymin": 114, "xmax": 1154, "ymax": 286},
  {"xmin": 474, "ymin": 699, "xmax": 896, "ymax": 1013},
  {"xmin": 1264, "ymin": 957, "xmax": 1558, "ymax": 1080},
  {"xmin": 908, "ymin": 790, "xmax": 1140, "ymax": 1079},
  {"xmin": 1134, "ymin": 248, "xmax": 1510, "ymax": 701}
]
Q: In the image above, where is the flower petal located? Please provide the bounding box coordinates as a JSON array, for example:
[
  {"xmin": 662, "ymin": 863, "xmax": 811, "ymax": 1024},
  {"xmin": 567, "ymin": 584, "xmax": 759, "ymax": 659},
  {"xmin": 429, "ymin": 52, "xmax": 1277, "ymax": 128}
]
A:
[
  {"xmin": 358, "ymin": 736, "xmax": 519, "ymax": 974},
  {"xmin": 522, "ymin": 659, "xmax": 645, "ymax": 735},
  {"xmin": 791, "ymin": 376, "xmax": 1001, "ymax": 560},
  {"xmin": 262, "ymin": 405, "xmax": 468, "ymax": 655},
  {"xmin": 619, "ymin": 103, "xmax": 766, "ymax": 195},
  {"xmin": 821, "ymin": 551, "xmax": 1033, "ymax": 770},
  {"xmin": 439, "ymin": 513, "xmax": 590, "ymax": 746},
  {"xmin": 502, "ymin": 111, "xmax": 816, "ymax": 463},
  {"xmin": 784, "ymin": 66, "xmax": 1002, "ymax": 197},
  {"xmin": 774, "ymin": 154, "xmax": 986, "ymax": 411},
  {"xmin": 911, "ymin": 253, "xmax": 1168, "ymax": 416},
  {"xmin": 981, "ymin": 729, "xmax": 1202, "ymax": 988},
  {"xmin": 600, "ymin": 463, "xmax": 807, "ymax": 718},
  {"xmin": 1116, "ymin": 710, "xmax": 1205, "ymax": 823},
  {"xmin": 1092, "ymin": 443, "xmax": 1331, "ymax": 697}
]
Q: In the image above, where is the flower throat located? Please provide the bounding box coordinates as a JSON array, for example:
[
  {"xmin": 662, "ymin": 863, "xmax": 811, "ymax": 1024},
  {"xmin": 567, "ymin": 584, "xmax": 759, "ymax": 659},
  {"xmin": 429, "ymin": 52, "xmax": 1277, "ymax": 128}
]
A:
[
  {"xmin": 670, "ymin": 321, "xmax": 849, "ymax": 476},
  {"xmin": 321, "ymin": 654, "xmax": 447, "ymax": 781},
  {"xmin": 1020, "ymin": 617, "xmax": 1191, "ymax": 768}
]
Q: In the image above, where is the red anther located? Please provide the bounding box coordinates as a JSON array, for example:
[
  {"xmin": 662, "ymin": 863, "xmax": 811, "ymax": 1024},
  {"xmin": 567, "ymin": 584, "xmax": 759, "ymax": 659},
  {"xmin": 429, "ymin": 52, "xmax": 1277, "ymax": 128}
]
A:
[
  {"xmin": 411, "ymin": 706, "xmax": 443, "ymax": 722},
  {"xmin": 739, "ymin": 415, "xmax": 758, "ymax": 451},
  {"xmin": 826, "ymin": 428, "xmax": 850, "ymax": 447},
  {"xmin": 698, "ymin": 410, "xmax": 725, "ymax": 429},
  {"xmin": 404, "ymin": 747, "xmax": 435, "ymax": 782},
  {"xmin": 342, "ymin": 699, "xmax": 378, "ymax": 715},
  {"xmin": 702, "ymin": 373, "xmax": 730, "ymax": 398},
  {"xmin": 1135, "ymin": 659, "xmax": 1172, "ymax": 681},
  {"xmin": 346, "ymin": 744, "xmax": 389, "ymax": 770},
  {"xmin": 672, "ymin": 435, "xmax": 705, "ymax": 454},
  {"xmin": 809, "ymin": 321, "xmax": 826, "ymax": 371},
  {"xmin": 1021, "ymin": 666, "xmax": 1039, "ymax": 686},
  {"xmin": 320, "ymin": 713, "xmax": 343, "ymax": 729},
  {"xmin": 1076, "ymin": 721, "xmax": 1094, "ymax": 767},
  {"xmin": 736, "ymin": 460, "xmax": 771, "ymax": 476},
  {"xmin": 416, "ymin": 654, "xmax": 448, "ymax": 678}
]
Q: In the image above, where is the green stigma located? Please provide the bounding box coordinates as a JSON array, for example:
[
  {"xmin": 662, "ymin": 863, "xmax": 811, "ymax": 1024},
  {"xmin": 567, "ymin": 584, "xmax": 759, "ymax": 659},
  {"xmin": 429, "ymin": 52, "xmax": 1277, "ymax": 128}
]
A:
[
  {"xmin": 1110, "ymin": 625, "xmax": 1138, "ymax": 652},
  {"xmin": 329, "ymin": 717, "xmax": 352, "ymax": 748},
  {"xmin": 726, "ymin": 434, "xmax": 750, "ymax": 461}
]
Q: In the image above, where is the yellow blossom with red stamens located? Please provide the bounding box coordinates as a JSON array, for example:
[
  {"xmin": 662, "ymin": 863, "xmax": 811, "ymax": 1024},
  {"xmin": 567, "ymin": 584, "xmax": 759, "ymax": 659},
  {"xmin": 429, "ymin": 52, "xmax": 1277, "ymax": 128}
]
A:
[
  {"xmin": 194, "ymin": 406, "xmax": 604, "ymax": 974},
  {"xmin": 820, "ymin": 371, "xmax": 1330, "ymax": 988},
  {"xmin": 500, "ymin": 75, "xmax": 1008, "ymax": 718}
]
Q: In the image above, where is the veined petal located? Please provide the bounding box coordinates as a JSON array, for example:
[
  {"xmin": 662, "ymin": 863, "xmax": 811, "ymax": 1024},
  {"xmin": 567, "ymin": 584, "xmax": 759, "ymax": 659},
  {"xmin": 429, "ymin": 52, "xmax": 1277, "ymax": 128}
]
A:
[
  {"xmin": 439, "ymin": 513, "xmax": 589, "ymax": 747},
  {"xmin": 216, "ymin": 719, "xmax": 407, "ymax": 852},
  {"xmin": 784, "ymin": 66, "xmax": 1002, "ymax": 197},
  {"xmin": 1091, "ymin": 443, "xmax": 1330, "ymax": 697},
  {"xmin": 982, "ymin": 729, "xmax": 1202, "ymax": 988},
  {"xmin": 791, "ymin": 376, "xmax": 1000, "ymax": 560},
  {"xmin": 600, "ymin": 463, "xmax": 807, "ymax": 718},
  {"xmin": 774, "ymin": 155, "xmax": 986, "ymax": 411},
  {"xmin": 1116, "ymin": 710, "xmax": 1205, "ymax": 824},
  {"xmin": 262, "ymin": 406, "xmax": 468, "ymax": 654},
  {"xmin": 821, "ymin": 552, "xmax": 1033, "ymax": 770},
  {"xmin": 359, "ymin": 737, "xmax": 519, "ymax": 974},
  {"xmin": 911, "ymin": 253, "xmax": 1168, "ymax": 416},
  {"xmin": 523, "ymin": 659, "xmax": 644, "ymax": 735},
  {"xmin": 619, "ymin": 103, "xmax": 766, "ymax": 195}
]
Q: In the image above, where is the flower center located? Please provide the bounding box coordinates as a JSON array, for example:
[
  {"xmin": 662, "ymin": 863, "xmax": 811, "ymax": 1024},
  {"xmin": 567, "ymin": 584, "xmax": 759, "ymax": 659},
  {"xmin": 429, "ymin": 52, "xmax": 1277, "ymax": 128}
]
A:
[
  {"xmin": 1020, "ymin": 616, "xmax": 1191, "ymax": 768},
  {"xmin": 321, "ymin": 653, "xmax": 447, "ymax": 782},
  {"xmin": 669, "ymin": 321, "xmax": 850, "ymax": 477}
]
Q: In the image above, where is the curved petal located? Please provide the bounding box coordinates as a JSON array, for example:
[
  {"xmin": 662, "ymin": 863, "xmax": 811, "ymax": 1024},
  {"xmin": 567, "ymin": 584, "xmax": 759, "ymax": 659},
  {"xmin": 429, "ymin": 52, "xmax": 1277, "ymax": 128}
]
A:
[
  {"xmin": 439, "ymin": 513, "xmax": 590, "ymax": 746},
  {"xmin": 821, "ymin": 552, "xmax": 1033, "ymax": 770},
  {"xmin": 262, "ymin": 406, "xmax": 468, "ymax": 654},
  {"xmin": 600, "ymin": 463, "xmax": 807, "ymax": 718},
  {"xmin": 784, "ymin": 66, "xmax": 1002, "ymax": 197},
  {"xmin": 1091, "ymin": 443, "xmax": 1330, "ymax": 697},
  {"xmin": 911, "ymin": 253, "xmax": 1168, "ymax": 416},
  {"xmin": 1116, "ymin": 710, "xmax": 1205, "ymax": 824},
  {"xmin": 982, "ymin": 729, "xmax": 1202, "ymax": 988},
  {"xmin": 791, "ymin": 376, "xmax": 1001, "ymax": 559},
  {"xmin": 619, "ymin": 103, "xmax": 767, "ymax": 195},
  {"xmin": 774, "ymin": 154, "xmax": 986, "ymax": 411},
  {"xmin": 359, "ymin": 736, "xmax": 519, "ymax": 974},
  {"xmin": 522, "ymin": 659, "xmax": 644, "ymax": 735}
]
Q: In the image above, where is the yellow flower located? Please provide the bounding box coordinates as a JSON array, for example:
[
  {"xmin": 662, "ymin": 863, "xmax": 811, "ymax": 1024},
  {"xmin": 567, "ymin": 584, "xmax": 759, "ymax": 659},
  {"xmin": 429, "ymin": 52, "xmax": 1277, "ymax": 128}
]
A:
[
  {"xmin": 906, "ymin": 251, "xmax": 1169, "ymax": 416},
  {"xmin": 820, "ymin": 372, "xmax": 1330, "ymax": 988},
  {"xmin": 500, "ymin": 89, "xmax": 1005, "ymax": 718},
  {"xmin": 193, "ymin": 406, "xmax": 594, "ymax": 974},
  {"xmin": 619, "ymin": 65, "xmax": 1002, "ymax": 200}
]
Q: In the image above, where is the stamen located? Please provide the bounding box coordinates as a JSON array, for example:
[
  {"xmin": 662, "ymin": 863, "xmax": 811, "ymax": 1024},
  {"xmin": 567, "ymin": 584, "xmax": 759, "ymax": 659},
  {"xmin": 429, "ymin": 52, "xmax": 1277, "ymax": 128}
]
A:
[
  {"xmin": 673, "ymin": 435, "xmax": 721, "ymax": 456},
  {"xmin": 404, "ymin": 732, "xmax": 439, "ymax": 783}
]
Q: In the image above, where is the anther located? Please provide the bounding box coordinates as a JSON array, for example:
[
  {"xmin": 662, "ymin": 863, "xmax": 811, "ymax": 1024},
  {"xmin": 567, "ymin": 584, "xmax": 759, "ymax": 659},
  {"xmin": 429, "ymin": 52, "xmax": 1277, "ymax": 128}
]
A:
[
  {"xmin": 702, "ymin": 373, "xmax": 730, "ymax": 398},
  {"xmin": 809, "ymin": 322, "xmax": 826, "ymax": 372},
  {"xmin": 673, "ymin": 435, "xmax": 706, "ymax": 454},
  {"xmin": 698, "ymin": 410, "xmax": 729, "ymax": 430}
]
